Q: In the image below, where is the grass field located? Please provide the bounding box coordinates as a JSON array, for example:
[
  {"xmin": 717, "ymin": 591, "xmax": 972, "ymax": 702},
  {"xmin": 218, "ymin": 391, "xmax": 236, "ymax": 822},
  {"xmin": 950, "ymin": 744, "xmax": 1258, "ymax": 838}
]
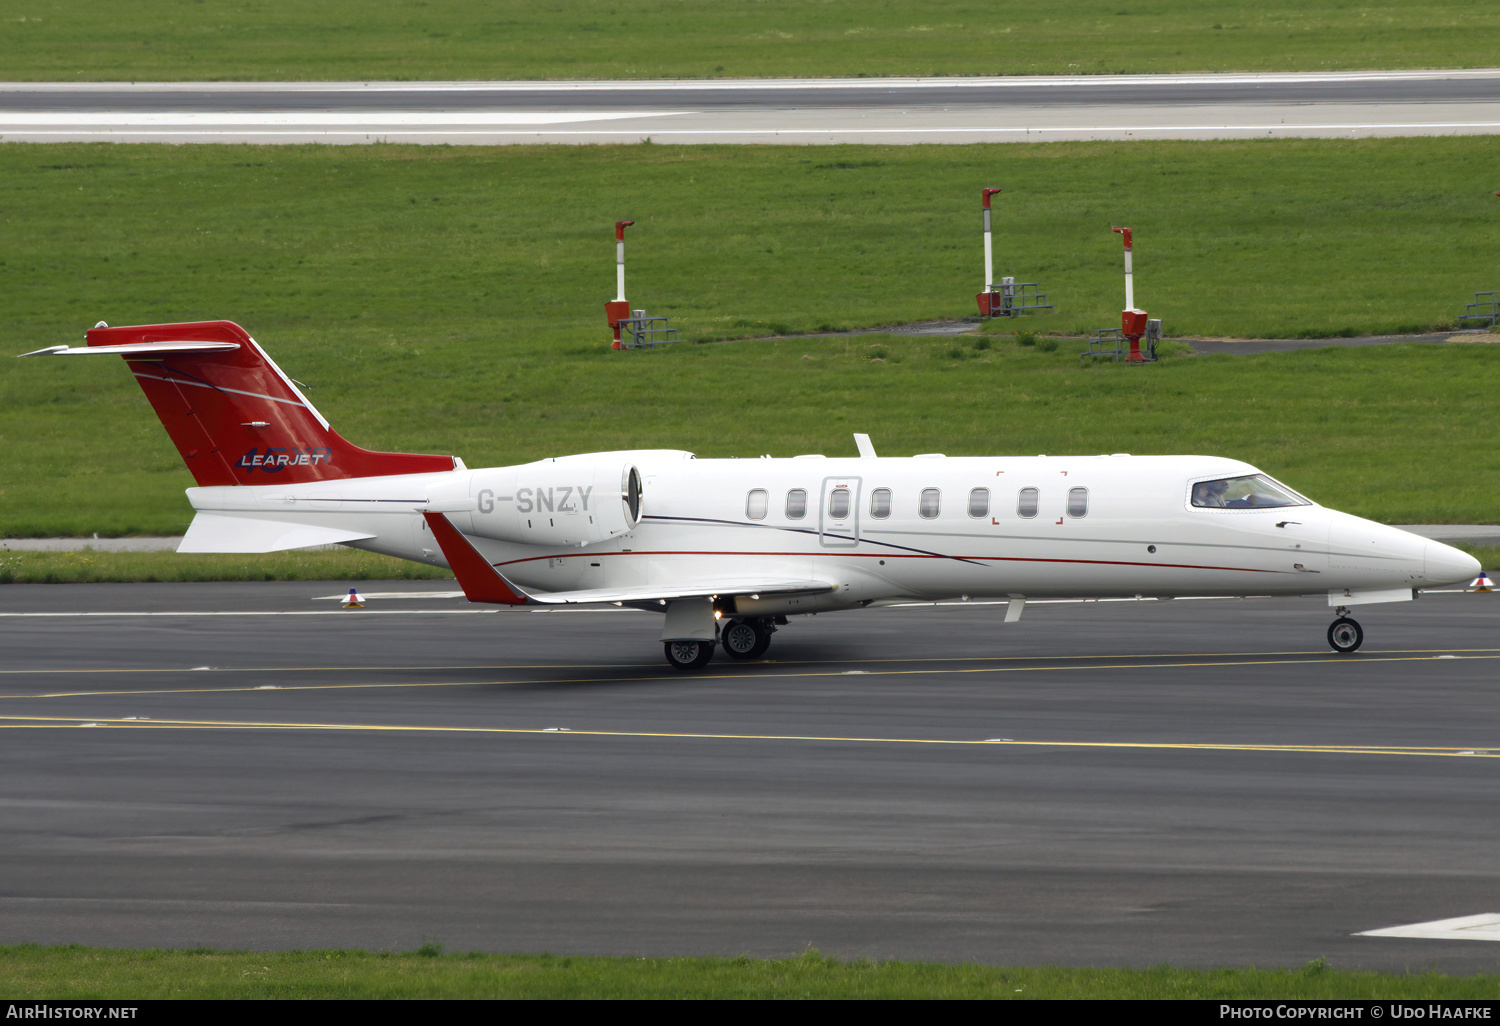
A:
[
  {"xmin": 2, "ymin": 945, "xmax": 1497, "ymax": 999},
  {"xmin": 0, "ymin": 548, "xmax": 451, "ymax": 584},
  {"xmin": 2, "ymin": 140, "xmax": 1498, "ymax": 537},
  {"xmin": 6, "ymin": 1, "xmax": 1500, "ymax": 80}
]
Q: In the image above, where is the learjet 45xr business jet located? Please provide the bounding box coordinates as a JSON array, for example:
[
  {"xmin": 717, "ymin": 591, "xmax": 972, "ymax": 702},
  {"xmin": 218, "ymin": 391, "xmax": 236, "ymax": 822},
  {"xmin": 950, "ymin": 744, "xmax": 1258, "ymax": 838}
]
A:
[{"xmin": 24, "ymin": 320, "xmax": 1480, "ymax": 669}]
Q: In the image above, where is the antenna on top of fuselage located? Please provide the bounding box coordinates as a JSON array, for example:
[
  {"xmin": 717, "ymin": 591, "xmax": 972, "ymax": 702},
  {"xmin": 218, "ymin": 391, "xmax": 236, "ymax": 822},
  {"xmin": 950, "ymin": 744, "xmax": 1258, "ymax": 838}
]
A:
[{"xmin": 854, "ymin": 433, "xmax": 876, "ymax": 458}]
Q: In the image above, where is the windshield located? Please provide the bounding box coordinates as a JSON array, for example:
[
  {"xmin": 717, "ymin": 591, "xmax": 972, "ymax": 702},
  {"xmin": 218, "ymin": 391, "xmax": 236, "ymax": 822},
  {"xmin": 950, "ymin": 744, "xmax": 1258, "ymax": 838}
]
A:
[{"xmin": 1190, "ymin": 474, "xmax": 1311, "ymax": 509}]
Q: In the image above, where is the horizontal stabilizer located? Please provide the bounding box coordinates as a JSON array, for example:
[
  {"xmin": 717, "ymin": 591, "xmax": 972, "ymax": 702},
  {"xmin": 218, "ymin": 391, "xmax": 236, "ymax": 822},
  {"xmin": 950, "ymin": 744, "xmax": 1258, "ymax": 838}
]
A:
[
  {"xmin": 20, "ymin": 341, "xmax": 240, "ymax": 358},
  {"xmin": 177, "ymin": 512, "xmax": 376, "ymax": 553}
]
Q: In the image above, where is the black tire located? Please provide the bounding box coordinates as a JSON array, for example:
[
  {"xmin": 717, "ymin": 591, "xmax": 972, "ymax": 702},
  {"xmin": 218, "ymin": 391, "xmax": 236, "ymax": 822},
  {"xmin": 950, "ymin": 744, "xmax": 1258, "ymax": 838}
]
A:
[
  {"xmin": 1327, "ymin": 616, "xmax": 1364, "ymax": 654},
  {"xmin": 746, "ymin": 631, "xmax": 772, "ymax": 659},
  {"xmin": 664, "ymin": 639, "xmax": 715, "ymax": 670},
  {"xmin": 721, "ymin": 619, "xmax": 769, "ymax": 660}
]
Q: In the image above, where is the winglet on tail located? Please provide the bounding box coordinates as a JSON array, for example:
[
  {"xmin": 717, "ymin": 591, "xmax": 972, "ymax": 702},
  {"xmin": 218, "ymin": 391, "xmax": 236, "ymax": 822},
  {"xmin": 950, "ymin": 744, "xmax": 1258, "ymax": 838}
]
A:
[
  {"xmin": 422, "ymin": 511, "xmax": 530, "ymax": 605},
  {"xmin": 41, "ymin": 321, "xmax": 460, "ymax": 487}
]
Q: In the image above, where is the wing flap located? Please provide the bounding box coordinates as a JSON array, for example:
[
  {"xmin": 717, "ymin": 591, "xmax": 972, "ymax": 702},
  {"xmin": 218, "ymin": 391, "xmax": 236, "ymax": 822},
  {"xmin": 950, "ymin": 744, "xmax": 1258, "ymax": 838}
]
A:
[{"xmin": 519, "ymin": 577, "xmax": 835, "ymax": 606}]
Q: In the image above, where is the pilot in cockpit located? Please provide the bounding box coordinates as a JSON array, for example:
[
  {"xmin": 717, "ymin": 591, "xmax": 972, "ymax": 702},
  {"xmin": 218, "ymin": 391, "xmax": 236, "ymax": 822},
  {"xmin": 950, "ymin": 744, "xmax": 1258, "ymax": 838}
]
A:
[{"xmin": 1192, "ymin": 480, "xmax": 1228, "ymax": 507}]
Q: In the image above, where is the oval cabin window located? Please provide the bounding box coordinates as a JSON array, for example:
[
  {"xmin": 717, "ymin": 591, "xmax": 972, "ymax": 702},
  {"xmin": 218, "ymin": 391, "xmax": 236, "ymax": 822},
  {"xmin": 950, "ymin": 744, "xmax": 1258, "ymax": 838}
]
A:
[
  {"xmin": 968, "ymin": 487, "xmax": 990, "ymax": 519},
  {"xmin": 919, "ymin": 488, "xmax": 941, "ymax": 519},
  {"xmin": 870, "ymin": 488, "xmax": 892, "ymax": 519},
  {"xmin": 1017, "ymin": 487, "xmax": 1039, "ymax": 519},
  {"xmin": 828, "ymin": 487, "xmax": 851, "ymax": 519},
  {"xmin": 785, "ymin": 489, "xmax": 808, "ymax": 520},
  {"xmin": 1067, "ymin": 487, "xmax": 1089, "ymax": 518},
  {"xmin": 746, "ymin": 489, "xmax": 768, "ymax": 520}
]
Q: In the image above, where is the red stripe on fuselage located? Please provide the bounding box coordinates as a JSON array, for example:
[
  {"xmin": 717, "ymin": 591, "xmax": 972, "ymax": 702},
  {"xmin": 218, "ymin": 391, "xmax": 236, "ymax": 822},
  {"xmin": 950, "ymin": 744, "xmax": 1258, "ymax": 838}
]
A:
[{"xmin": 491, "ymin": 549, "xmax": 1289, "ymax": 575}]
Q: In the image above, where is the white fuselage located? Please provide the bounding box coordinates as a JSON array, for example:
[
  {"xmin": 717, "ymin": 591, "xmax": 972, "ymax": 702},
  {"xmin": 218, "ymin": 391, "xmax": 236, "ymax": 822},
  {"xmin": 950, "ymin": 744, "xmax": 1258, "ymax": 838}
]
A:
[{"xmin": 185, "ymin": 449, "xmax": 1479, "ymax": 612}]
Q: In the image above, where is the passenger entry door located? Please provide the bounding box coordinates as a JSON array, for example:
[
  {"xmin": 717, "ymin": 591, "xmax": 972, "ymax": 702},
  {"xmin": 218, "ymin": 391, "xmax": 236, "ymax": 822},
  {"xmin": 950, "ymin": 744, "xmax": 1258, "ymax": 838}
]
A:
[{"xmin": 819, "ymin": 476, "xmax": 860, "ymax": 548}]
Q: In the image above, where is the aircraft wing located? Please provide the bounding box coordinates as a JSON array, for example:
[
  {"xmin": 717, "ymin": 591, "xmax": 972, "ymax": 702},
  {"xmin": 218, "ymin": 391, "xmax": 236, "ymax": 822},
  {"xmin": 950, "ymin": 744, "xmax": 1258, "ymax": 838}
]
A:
[
  {"xmin": 515, "ymin": 577, "xmax": 836, "ymax": 606},
  {"xmin": 422, "ymin": 511, "xmax": 834, "ymax": 607}
]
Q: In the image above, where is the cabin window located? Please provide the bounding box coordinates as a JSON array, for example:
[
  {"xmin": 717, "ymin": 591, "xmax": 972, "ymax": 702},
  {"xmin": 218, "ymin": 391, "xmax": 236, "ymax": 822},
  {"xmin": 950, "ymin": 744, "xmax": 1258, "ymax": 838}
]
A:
[
  {"xmin": 1067, "ymin": 487, "xmax": 1089, "ymax": 518},
  {"xmin": 870, "ymin": 488, "xmax": 892, "ymax": 519},
  {"xmin": 785, "ymin": 488, "xmax": 808, "ymax": 519},
  {"xmin": 1190, "ymin": 474, "xmax": 1312, "ymax": 509},
  {"xmin": 1017, "ymin": 487, "xmax": 1039, "ymax": 519},
  {"xmin": 919, "ymin": 488, "xmax": 941, "ymax": 519},
  {"xmin": 746, "ymin": 489, "xmax": 768, "ymax": 520},
  {"xmin": 828, "ymin": 487, "xmax": 851, "ymax": 519},
  {"xmin": 968, "ymin": 487, "xmax": 990, "ymax": 518}
]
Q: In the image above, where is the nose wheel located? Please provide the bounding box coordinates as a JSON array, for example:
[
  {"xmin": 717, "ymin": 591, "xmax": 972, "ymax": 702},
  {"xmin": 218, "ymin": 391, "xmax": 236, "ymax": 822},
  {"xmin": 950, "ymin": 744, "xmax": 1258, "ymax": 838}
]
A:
[{"xmin": 1327, "ymin": 614, "xmax": 1364, "ymax": 654}]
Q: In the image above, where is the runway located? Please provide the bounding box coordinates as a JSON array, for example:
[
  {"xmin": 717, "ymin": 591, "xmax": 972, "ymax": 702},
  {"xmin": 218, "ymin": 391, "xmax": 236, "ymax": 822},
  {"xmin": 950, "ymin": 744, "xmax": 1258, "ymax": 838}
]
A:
[
  {"xmin": 4, "ymin": 70, "xmax": 1500, "ymax": 144},
  {"xmin": 2, "ymin": 580, "xmax": 1498, "ymax": 970}
]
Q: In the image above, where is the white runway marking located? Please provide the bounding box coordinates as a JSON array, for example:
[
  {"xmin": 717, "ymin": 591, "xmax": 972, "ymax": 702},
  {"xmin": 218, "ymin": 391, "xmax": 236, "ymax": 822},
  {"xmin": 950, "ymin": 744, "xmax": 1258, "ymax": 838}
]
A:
[
  {"xmin": 312, "ymin": 591, "xmax": 467, "ymax": 600},
  {"xmin": 0, "ymin": 608, "xmax": 635, "ymax": 617},
  {"xmin": 0, "ymin": 595, "xmax": 1475, "ymax": 616},
  {"xmin": 0, "ymin": 110, "xmax": 688, "ymax": 127},
  {"xmin": 1357, "ymin": 914, "xmax": 1500, "ymax": 942},
  {"xmin": 0, "ymin": 609, "xmax": 496, "ymax": 617},
  {"xmin": 6, "ymin": 70, "xmax": 1497, "ymax": 92},
  {"xmin": 8, "ymin": 121, "xmax": 1500, "ymax": 145}
]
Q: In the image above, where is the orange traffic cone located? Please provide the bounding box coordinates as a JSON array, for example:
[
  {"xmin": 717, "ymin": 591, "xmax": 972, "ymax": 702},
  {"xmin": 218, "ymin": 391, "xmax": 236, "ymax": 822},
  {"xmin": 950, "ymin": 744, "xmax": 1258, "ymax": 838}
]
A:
[{"xmin": 342, "ymin": 587, "xmax": 366, "ymax": 608}]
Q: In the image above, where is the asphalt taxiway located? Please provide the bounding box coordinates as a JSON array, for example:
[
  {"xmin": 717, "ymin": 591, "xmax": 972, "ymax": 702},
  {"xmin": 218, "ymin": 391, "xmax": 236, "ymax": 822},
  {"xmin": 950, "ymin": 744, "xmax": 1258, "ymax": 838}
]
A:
[
  {"xmin": 4, "ymin": 70, "xmax": 1499, "ymax": 144},
  {"xmin": 2, "ymin": 580, "xmax": 1498, "ymax": 970}
]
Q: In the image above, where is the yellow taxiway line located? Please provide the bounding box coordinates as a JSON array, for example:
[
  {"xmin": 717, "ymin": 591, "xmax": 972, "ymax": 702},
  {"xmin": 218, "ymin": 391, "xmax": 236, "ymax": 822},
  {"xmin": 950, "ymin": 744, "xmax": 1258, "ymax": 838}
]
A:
[
  {"xmin": 3, "ymin": 651, "xmax": 1498, "ymax": 701},
  {"xmin": 0, "ymin": 713, "xmax": 1494, "ymax": 759}
]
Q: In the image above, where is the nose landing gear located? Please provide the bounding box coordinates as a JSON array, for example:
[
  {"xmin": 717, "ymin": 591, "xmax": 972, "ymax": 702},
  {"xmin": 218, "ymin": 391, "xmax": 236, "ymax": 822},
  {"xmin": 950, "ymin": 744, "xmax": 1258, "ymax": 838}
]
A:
[{"xmin": 1327, "ymin": 607, "xmax": 1364, "ymax": 654}]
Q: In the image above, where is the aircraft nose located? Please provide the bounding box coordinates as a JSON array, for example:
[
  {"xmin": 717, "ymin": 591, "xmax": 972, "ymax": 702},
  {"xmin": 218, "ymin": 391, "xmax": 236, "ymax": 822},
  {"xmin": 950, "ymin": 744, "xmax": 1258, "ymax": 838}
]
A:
[{"xmin": 1425, "ymin": 541, "xmax": 1482, "ymax": 586}]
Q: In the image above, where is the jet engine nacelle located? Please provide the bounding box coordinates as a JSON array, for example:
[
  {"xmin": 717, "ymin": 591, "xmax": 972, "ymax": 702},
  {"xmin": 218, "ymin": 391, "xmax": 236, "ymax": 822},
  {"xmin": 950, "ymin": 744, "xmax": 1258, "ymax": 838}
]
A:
[{"xmin": 465, "ymin": 459, "xmax": 643, "ymax": 547}]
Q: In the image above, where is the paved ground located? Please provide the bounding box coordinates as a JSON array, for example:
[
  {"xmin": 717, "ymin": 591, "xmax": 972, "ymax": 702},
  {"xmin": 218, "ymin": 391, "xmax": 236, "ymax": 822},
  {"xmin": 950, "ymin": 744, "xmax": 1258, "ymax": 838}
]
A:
[
  {"xmin": 1, "ymin": 581, "xmax": 1497, "ymax": 970},
  {"xmin": 746, "ymin": 322, "xmax": 1496, "ymax": 350},
  {"xmin": 3, "ymin": 70, "xmax": 1498, "ymax": 144},
  {"xmin": 0, "ymin": 537, "xmax": 183, "ymax": 552},
  {"xmin": 1180, "ymin": 332, "xmax": 1493, "ymax": 356}
]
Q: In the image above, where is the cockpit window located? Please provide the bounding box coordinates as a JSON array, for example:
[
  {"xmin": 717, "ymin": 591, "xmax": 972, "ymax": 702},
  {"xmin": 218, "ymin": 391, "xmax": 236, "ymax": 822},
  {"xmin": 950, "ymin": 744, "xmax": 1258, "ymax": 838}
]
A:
[{"xmin": 1190, "ymin": 474, "xmax": 1311, "ymax": 509}]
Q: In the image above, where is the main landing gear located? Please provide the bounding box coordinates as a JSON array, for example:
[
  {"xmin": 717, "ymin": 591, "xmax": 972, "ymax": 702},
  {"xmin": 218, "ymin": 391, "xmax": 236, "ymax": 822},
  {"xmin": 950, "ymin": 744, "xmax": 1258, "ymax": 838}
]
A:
[
  {"xmin": 720, "ymin": 617, "xmax": 776, "ymax": 660},
  {"xmin": 663, "ymin": 639, "xmax": 715, "ymax": 670},
  {"xmin": 662, "ymin": 616, "xmax": 784, "ymax": 670},
  {"xmin": 1327, "ymin": 607, "xmax": 1364, "ymax": 654}
]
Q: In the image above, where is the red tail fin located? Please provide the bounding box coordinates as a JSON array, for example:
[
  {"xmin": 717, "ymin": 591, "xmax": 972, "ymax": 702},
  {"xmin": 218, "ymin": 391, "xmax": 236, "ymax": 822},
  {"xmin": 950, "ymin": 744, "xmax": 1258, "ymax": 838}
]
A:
[{"xmin": 85, "ymin": 321, "xmax": 458, "ymax": 486}]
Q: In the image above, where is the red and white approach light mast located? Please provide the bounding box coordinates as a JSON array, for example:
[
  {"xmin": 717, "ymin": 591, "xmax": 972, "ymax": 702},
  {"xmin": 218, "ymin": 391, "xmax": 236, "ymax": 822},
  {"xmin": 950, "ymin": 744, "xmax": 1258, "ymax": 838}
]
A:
[
  {"xmin": 606, "ymin": 219, "xmax": 635, "ymax": 351},
  {"xmin": 1112, "ymin": 226, "xmax": 1149, "ymax": 363},
  {"xmin": 976, "ymin": 187, "xmax": 1003, "ymax": 315}
]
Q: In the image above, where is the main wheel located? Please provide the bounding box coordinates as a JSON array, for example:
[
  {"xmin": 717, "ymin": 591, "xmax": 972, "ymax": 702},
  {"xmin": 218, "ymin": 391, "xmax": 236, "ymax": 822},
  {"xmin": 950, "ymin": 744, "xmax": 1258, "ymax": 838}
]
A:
[
  {"xmin": 1327, "ymin": 616, "xmax": 1364, "ymax": 654},
  {"xmin": 721, "ymin": 619, "xmax": 771, "ymax": 660},
  {"xmin": 664, "ymin": 639, "xmax": 715, "ymax": 670}
]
